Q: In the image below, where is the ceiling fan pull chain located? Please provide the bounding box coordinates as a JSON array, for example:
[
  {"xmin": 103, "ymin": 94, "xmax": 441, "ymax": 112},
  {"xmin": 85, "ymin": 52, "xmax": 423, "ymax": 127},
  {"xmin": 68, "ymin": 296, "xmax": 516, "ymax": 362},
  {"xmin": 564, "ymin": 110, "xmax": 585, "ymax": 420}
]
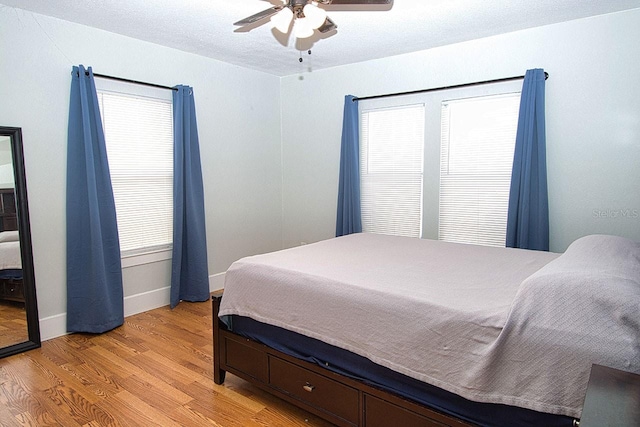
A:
[{"xmin": 298, "ymin": 49, "xmax": 312, "ymax": 63}]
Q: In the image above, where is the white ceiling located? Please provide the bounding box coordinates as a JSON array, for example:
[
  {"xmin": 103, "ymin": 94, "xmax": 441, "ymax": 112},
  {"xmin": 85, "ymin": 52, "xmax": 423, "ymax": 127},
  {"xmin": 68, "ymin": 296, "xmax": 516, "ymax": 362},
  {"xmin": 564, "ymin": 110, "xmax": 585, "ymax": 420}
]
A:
[{"xmin": 2, "ymin": 0, "xmax": 639, "ymax": 77}]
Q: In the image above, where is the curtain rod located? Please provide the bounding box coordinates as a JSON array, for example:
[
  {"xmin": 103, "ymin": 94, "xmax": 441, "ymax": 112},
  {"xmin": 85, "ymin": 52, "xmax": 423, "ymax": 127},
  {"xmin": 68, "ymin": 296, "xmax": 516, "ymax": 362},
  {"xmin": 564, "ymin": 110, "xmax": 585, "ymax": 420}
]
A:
[
  {"xmin": 353, "ymin": 72, "xmax": 549, "ymax": 102},
  {"xmin": 86, "ymin": 71, "xmax": 177, "ymax": 91}
]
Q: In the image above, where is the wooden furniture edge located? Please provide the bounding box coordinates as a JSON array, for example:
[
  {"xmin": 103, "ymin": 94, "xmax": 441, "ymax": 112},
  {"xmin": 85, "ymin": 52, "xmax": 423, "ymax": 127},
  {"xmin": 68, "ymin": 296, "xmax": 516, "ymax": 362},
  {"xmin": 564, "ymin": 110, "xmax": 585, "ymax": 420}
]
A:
[
  {"xmin": 211, "ymin": 292, "xmax": 473, "ymax": 426},
  {"xmin": 212, "ymin": 290, "xmax": 226, "ymax": 385}
]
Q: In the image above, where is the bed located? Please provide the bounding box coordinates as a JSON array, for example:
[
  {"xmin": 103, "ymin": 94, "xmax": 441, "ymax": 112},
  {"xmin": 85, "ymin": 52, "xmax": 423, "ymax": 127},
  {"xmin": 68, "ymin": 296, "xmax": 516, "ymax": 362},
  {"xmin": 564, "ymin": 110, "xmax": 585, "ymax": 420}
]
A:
[
  {"xmin": 213, "ymin": 233, "xmax": 640, "ymax": 427},
  {"xmin": 0, "ymin": 230, "xmax": 23, "ymax": 303}
]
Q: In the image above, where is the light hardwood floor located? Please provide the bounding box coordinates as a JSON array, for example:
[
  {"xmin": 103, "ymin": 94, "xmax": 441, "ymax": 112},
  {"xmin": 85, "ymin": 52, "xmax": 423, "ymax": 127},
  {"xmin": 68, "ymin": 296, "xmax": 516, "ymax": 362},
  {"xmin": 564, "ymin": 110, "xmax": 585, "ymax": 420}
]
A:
[
  {"xmin": 0, "ymin": 299, "xmax": 334, "ymax": 426},
  {"xmin": 0, "ymin": 301, "xmax": 28, "ymax": 348}
]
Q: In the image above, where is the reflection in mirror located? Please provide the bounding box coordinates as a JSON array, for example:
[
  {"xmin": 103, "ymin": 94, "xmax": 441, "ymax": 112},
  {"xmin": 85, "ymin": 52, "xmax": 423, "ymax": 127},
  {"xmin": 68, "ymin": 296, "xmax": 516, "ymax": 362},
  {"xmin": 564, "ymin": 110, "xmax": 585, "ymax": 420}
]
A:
[
  {"xmin": 0, "ymin": 136, "xmax": 28, "ymax": 348},
  {"xmin": 0, "ymin": 127, "xmax": 40, "ymax": 358}
]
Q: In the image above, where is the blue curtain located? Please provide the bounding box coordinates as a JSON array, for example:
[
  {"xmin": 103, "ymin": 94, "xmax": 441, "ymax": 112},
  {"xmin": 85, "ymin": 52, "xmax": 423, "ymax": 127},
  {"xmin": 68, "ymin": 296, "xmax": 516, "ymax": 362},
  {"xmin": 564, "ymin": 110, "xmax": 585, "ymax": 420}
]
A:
[
  {"xmin": 506, "ymin": 69, "xmax": 549, "ymax": 251},
  {"xmin": 66, "ymin": 65, "xmax": 124, "ymax": 333},
  {"xmin": 336, "ymin": 95, "xmax": 362, "ymax": 237},
  {"xmin": 170, "ymin": 85, "xmax": 210, "ymax": 308}
]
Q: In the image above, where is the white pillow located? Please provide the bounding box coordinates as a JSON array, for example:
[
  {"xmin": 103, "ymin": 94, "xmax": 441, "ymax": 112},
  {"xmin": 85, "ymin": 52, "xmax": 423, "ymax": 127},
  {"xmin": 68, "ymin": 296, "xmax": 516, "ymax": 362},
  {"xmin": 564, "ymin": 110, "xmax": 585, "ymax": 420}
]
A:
[{"xmin": 0, "ymin": 230, "xmax": 19, "ymax": 243}]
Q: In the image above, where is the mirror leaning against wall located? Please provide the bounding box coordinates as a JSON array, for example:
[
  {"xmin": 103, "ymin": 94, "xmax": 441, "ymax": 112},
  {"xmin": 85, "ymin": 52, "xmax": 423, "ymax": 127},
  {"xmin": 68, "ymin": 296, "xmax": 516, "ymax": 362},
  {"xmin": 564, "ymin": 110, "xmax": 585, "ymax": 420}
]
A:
[{"xmin": 0, "ymin": 126, "xmax": 40, "ymax": 358}]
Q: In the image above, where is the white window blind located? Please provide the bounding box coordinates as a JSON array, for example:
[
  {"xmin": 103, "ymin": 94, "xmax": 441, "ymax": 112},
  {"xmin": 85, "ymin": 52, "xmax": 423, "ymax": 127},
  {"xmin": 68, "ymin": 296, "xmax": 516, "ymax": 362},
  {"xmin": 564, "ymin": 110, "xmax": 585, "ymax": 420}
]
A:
[
  {"xmin": 439, "ymin": 93, "xmax": 520, "ymax": 247},
  {"xmin": 360, "ymin": 104, "xmax": 425, "ymax": 238},
  {"xmin": 97, "ymin": 89, "xmax": 174, "ymax": 256}
]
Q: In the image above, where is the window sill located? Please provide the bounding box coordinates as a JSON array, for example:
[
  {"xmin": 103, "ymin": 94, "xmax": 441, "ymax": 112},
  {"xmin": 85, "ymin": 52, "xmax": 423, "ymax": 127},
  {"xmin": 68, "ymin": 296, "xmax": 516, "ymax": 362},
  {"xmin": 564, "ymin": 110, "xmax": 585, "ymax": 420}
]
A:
[{"xmin": 122, "ymin": 248, "xmax": 172, "ymax": 268}]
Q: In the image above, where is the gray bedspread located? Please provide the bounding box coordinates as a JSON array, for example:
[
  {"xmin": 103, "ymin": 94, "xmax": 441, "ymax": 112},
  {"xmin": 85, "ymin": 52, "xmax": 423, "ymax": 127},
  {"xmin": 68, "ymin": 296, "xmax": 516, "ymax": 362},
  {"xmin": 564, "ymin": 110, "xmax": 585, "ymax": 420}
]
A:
[{"xmin": 218, "ymin": 233, "xmax": 640, "ymax": 418}]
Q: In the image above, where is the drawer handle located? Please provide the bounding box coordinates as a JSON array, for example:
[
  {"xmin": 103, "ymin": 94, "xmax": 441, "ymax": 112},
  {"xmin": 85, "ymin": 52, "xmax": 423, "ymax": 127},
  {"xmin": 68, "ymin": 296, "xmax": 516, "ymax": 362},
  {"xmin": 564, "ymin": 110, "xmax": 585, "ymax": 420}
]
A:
[{"xmin": 303, "ymin": 382, "xmax": 315, "ymax": 393}]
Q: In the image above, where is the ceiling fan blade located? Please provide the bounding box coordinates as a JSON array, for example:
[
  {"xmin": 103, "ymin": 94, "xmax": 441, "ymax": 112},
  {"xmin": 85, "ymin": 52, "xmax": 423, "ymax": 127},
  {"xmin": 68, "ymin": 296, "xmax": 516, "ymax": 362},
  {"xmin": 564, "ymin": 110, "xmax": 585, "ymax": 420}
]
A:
[
  {"xmin": 234, "ymin": 6, "xmax": 283, "ymax": 26},
  {"xmin": 318, "ymin": 16, "xmax": 338, "ymax": 33},
  {"xmin": 325, "ymin": 0, "xmax": 393, "ymax": 4}
]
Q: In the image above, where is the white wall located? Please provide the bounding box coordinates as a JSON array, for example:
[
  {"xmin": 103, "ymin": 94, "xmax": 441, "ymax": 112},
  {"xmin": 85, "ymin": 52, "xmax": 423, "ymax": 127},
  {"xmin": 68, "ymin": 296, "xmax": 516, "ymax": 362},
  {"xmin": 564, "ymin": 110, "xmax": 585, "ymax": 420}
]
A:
[
  {"xmin": 0, "ymin": 8, "xmax": 283, "ymax": 338},
  {"xmin": 280, "ymin": 9, "xmax": 640, "ymax": 253},
  {"xmin": 3, "ymin": 6, "xmax": 639, "ymax": 340}
]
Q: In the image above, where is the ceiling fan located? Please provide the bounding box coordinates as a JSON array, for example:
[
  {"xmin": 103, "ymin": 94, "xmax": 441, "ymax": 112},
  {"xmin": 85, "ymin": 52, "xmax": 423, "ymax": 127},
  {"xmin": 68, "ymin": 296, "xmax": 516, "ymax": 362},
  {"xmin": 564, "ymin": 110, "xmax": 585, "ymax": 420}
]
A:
[{"xmin": 234, "ymin": 0, "xmax": 394, "ymax": 40}]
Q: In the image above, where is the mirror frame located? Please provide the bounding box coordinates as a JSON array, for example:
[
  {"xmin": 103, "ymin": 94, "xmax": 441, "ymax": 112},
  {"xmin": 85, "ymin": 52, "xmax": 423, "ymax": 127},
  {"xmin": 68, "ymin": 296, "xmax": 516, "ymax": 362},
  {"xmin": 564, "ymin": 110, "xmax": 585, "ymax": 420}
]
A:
[{"xmin": 0, "ymin": 126, "xmax": 40, "ymax": 358}]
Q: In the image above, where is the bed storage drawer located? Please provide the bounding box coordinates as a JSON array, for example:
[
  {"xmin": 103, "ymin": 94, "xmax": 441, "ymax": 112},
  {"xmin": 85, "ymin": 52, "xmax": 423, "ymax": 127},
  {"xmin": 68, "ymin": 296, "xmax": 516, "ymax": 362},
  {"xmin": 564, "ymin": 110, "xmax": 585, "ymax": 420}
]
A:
[
  {"xmin": 269, "ymin": 356, "xmax": 359, "ymax": 425},
  {"xmin": 0, "ymin": 278, "xmax": 24, "ymax": 303},
  {"xmin": 364, "ymin": 394, "xmax": 450, "ymax": 427},
  {"xmin": 223, "ymin": 336, "xmax": 268, "ymax": 383}
]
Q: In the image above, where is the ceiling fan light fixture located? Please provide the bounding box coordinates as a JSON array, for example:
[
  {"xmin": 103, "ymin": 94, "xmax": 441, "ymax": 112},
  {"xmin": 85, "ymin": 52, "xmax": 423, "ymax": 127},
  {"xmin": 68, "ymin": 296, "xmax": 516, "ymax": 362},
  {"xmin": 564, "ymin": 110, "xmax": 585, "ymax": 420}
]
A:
[
  {"xmin": 236, "ymin": 0, "xmax": 394, "ymax": 43},
  {"xmin": 294, "ymin": 17, "xmax": 315, "ymax": 39},
  {"xmin": 303, "ymin": 3, "xmax": 327, "ymax": 30},
  {"xmin": 270, "ymin": 7, "xmax": 294, "ymax": 33}
]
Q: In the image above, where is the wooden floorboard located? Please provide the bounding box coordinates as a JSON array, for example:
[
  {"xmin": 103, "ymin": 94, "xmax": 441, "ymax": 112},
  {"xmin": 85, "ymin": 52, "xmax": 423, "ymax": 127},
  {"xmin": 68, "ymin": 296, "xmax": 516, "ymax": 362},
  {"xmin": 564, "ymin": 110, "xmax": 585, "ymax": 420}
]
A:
[
  {"xmin": 0, "ymin": 300, "xmax": 335, "ymax": 427},
  {"xmin": 0, "ymin": 302, "xmax": 28, "ymax": 348}
]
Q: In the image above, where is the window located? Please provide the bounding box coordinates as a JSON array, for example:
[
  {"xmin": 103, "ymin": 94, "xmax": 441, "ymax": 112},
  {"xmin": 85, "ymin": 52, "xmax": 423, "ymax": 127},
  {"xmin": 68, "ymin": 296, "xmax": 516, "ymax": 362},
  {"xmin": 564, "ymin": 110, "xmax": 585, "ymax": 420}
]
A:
[
  {"xmin": 360, "ymin": 104, "xmax": 425, "ymax": 238},
  {"xmin": 358, "ymin": 80, "xmax": 522, "ymax": 246},
  {"xmin": 439, "ymin": 93, "xmax": 520, "ymax": 246},
  {"xmin": 96, "ymin": 79, "xmax": 174, "ymax": 257}
]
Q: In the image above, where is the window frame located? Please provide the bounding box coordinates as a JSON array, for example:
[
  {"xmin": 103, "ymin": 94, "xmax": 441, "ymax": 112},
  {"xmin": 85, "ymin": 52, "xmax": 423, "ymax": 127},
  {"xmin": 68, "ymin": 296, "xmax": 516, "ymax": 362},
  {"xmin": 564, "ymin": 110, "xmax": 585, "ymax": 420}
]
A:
[
  {"xmin": 438, "ymin": 92, "xmax": 521, "ymax": 247},
  {"xmin": 95, "ymin": 77, "xmax": 174, "ymax": 267},
  {"xmin": 359, "ymin": 103, "xmax": 426, "ymax": 238},
  {"xmin": 357, "ymin": 79, "xmax": 523, "ymax": 245}
]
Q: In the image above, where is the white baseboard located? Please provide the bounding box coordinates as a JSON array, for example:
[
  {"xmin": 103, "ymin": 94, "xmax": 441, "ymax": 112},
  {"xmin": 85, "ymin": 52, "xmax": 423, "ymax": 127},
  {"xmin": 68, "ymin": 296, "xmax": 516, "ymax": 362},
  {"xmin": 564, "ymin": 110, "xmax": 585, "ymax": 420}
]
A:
[
  {"xmin": 209, "ymin": 271, "xmax": 225, "ymax": 292},
  {"xmin": 124, "ymin": 286, "xmax": 171, "ymax": 317},
  {"xmin": 39, "ymin": 272, "xmax": 226, "ymax": 342},
  {"xmin": 39, "ymin": 312, "xmax": 67, "ymax": 342}
]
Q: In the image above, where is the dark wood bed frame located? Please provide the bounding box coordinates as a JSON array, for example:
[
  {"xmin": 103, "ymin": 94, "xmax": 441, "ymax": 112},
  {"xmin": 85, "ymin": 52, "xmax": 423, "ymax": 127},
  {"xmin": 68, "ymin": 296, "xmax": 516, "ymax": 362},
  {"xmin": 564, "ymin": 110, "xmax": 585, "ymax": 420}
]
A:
[{"xmin": 212, "ymin": 291, "xmax": 473, "ymax": 427}]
